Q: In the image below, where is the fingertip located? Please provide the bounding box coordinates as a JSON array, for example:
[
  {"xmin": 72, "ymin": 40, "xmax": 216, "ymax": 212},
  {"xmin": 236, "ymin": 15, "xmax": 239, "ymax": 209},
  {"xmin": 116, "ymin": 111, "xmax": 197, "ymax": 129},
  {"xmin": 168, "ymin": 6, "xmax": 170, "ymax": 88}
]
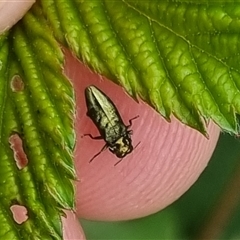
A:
[
  {"xmin": 64, "ymin": 50, "xmax": 220, "ymax": 221},
  {"xmin": 0, "ymin": 1, "xmax": 35, "ymax": 34}
]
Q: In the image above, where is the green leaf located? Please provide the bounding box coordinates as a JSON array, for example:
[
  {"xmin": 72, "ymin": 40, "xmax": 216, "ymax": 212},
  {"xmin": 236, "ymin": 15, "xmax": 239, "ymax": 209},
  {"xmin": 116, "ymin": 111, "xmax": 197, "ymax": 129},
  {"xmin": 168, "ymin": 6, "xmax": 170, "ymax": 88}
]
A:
[
  {"xmin": 0, "ymin": 3, "xmax": 75, "ymax": 240},
  {"xmin": 42, "ymin": 0, "xmax": 240, "ymax": 134}
]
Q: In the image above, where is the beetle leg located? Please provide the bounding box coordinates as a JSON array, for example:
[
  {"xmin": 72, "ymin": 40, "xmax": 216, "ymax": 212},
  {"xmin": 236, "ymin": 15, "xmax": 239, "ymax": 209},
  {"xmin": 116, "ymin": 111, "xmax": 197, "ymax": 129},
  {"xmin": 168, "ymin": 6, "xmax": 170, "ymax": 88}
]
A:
[
  {"xmin": 127, "ymin": 115, "xmax": 139, "ymax": 128},
  {"xmin": 89, "ymin": 144, "xmax": 108, "ymax": 163},
  {"xmin": 82, "ymin": 133, "xmax": 103, "ymax": 140}
]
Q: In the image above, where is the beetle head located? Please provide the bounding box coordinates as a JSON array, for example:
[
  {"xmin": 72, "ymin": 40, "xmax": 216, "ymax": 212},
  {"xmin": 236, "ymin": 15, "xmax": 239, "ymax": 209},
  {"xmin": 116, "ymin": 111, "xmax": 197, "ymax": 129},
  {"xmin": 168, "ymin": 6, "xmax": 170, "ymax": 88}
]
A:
[{"xmin": 109, "ymin": 136, "xmax": 133, "ymax": 158}]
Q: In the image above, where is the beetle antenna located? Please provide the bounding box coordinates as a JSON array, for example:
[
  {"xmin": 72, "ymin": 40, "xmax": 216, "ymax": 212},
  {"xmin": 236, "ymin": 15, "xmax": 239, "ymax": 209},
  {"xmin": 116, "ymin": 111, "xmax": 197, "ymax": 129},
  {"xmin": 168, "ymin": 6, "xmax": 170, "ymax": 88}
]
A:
[
  {"xmin": 89, "ymin": 144, "xmax": 108, "ymax": 163},
  {"xmin": 127, "ymin": 115, "xmax": 139, "ymax": 128},
  {"xmin": 134, "ymin": 141, "xmax": 141, "ymax": 150},
  {"xmin": 114, "ymin": 158, "xmax": 123, "ymax": 166}
]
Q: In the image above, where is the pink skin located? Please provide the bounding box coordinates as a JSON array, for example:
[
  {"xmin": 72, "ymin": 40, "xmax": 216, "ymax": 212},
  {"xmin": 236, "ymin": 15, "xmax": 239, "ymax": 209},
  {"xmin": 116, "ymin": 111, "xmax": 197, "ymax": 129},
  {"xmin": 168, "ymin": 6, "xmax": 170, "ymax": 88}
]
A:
[
  {"xmin": 62, "ymin": 211, "xmax": 86, "ymax": 240},
  {"xmin": 2, "ymin": 2, "xmax": 221, "ymax": 238},
  {"xmin": 65, "ymin": 51, "xmax": 220, "ymax": 221},
  {"xmin": 0, "ymin": 1, "xmax": 35, "ymax": 34}
]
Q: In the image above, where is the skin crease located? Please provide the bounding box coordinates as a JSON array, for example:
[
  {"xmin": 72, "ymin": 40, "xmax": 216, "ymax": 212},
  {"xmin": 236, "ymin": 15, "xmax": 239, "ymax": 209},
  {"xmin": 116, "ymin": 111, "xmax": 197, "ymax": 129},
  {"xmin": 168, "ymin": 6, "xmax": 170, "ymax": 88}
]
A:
[{"xmin": 2, "ymin": 2, "xmax": 221, "ymax": 239}]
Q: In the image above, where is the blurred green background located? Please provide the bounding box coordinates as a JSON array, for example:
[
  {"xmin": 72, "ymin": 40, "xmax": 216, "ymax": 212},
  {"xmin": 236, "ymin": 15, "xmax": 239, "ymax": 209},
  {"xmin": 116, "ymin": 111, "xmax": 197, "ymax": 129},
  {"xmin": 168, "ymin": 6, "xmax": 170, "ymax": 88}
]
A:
[{"xmin": 80, "ymin": 134, "xmax": 240, "ymax": 239}]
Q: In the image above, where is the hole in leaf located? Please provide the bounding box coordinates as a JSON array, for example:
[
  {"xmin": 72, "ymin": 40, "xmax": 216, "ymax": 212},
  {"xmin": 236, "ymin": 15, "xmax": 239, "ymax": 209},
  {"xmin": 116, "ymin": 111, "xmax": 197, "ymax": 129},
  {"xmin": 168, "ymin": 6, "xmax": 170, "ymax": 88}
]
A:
[
  {"xmin": 10, "ymin": 204, "xmax": 28, "ymax": 224},
  {"xmin": 9, "ymin": 133, "xmax": 28, "ymax": 170},
  {"xmin": 10, "ymin": 75, "xmax": 24, "ymax": 92}
]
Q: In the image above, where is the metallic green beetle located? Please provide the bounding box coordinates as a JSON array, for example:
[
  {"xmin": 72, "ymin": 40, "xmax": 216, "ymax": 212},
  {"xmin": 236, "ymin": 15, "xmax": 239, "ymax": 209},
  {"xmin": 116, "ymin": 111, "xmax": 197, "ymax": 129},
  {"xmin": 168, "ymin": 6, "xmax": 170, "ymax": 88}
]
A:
[{"xmin": 84, "ymin": 85, "xmax": 138, "ymax": 165}]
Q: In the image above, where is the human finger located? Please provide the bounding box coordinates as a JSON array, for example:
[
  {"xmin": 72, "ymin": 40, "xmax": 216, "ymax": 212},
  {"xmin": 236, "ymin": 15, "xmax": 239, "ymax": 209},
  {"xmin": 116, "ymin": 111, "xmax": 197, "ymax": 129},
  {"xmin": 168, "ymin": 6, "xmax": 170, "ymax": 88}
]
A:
[
  {"xmin": 62, "ymin": 211, "xmax": 86, "ymax": 240},
  {"xmin": 0, "ymin": 0, "xmax": 35, "ymax": 34},
  {"xmin": 64, "ymin": 50, "xmax": 220, "ymax": 221}
]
